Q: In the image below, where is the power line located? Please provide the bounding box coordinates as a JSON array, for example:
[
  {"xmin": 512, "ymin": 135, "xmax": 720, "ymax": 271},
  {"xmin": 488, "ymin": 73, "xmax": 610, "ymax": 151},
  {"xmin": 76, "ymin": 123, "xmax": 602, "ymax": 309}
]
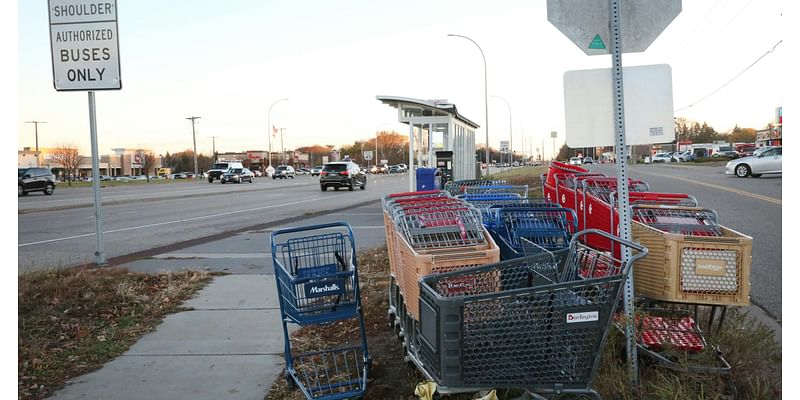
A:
[{"xmin": 674, "ymin": 40, "xmax": 782, "ymax": 112}]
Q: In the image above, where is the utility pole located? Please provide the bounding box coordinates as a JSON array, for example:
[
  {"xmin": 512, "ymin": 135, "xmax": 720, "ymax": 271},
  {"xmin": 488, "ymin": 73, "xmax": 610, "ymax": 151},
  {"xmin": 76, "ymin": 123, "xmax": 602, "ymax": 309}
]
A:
[
  {"xmin": 280, "ymin": 128, "xmax": 286, "ymax": 165},
  {"xmin": 25, "ymin": 120, "xmax": 47, "ymax": 156},
  {"xmin": 186, "ymin": 116, "xmax": 200, "ymax": 178},
  {"xmin": 209, "ymin": 136, "xmax": 220, "ymax": 162}
]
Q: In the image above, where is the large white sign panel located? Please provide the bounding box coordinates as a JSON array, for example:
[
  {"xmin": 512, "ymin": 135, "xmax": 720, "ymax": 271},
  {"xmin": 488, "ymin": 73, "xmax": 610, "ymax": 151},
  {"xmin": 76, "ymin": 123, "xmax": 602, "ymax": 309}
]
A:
[
  {"xmin": 49, "ymin": 0, "xmax": 121, "ymax": 91},
  {"xmin": 564, "ymin": 64, "xmax": 674, "ymax": 147},
  {"xmin": 547, "ymin": 0, "xmax": 681, "ymax": 56}
]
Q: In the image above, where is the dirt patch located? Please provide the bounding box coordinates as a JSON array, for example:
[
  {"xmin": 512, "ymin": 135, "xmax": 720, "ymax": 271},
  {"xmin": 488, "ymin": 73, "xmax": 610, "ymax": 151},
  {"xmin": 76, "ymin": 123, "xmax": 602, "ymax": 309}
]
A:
[{"xmin": 18, "ymin": 266, "xmax": 213, "ymax": 400}]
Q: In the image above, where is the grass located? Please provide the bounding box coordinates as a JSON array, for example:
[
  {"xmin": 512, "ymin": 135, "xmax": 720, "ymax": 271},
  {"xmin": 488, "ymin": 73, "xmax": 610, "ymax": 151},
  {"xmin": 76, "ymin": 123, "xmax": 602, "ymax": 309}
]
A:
[
  {"xmin": 57, "ymin": 178, "xmax": 193, "ymax": 189},
  {"xmin": 18, "ymin": 266, "xmax": 214, "ymax": 400}
]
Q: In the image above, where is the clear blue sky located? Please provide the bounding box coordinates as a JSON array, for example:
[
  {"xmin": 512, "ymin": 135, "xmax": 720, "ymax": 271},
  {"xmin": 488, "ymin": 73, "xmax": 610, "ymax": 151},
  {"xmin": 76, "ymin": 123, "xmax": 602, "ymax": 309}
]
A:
[{"xmin": 14, "ymin": 0, "xmax": 785, "ymax": 159}]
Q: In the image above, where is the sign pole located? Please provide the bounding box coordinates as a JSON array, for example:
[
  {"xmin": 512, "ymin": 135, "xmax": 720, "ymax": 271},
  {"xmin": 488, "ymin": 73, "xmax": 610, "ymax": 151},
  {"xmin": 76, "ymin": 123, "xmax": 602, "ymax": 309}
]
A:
[
  {"xmin": 609, "ymin": 0, "xmax": 639, "ymax": 389},
  {"xmin": 88, "ymin": 91, "xmax": 107, "ymax": 266}
]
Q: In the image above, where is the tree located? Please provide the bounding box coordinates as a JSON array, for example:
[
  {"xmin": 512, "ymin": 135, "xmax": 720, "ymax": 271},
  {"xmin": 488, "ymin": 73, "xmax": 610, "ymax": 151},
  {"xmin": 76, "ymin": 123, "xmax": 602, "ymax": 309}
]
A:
[
  {"xmin": 141, "ymin": 151, "xmax": 156, "ymax": 182},
  {"xmin": 50, "ymin": 144, "xmax": 80, "ymax": 186}
]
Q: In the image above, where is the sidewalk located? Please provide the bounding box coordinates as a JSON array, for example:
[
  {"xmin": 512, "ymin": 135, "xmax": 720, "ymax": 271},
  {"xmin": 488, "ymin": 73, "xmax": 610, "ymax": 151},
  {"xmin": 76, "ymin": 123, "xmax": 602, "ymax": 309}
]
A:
[{"xmin": 50, "ymin": 275, "xmax": 290, "ymax": 400}]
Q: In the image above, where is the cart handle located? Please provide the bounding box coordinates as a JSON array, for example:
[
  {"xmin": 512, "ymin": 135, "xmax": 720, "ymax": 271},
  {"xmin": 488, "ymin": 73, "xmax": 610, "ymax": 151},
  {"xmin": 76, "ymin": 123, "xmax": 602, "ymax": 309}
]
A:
[{"xmin": 570, "ymin": 228, "xmax": 649, "ymax": 263}]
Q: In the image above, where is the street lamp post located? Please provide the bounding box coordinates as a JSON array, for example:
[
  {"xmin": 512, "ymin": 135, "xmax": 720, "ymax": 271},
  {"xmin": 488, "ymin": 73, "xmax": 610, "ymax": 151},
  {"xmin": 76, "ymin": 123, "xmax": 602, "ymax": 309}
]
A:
[
  {"xmin": 492, "ymin": 95, "xmax": 511, "ymax": 171},
  {"xmin": 209, "ymin": 136, "xmax": 220, "ymax": 162},
  {"xmin": 268, "ymin": 98, "xmax": 289, "ymax": 167},
  {"xmin": 25, "ymin": 120, "xmax": 46, "ymax": 154},
  {"xmin": 448, "ymin": 34, "xmax": 489, "ymax": 173}
]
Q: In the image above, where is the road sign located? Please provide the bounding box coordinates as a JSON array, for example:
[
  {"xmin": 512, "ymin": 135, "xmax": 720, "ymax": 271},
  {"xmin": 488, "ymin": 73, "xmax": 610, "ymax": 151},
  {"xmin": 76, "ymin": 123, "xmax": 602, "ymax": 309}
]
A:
[
  {"xmin": 48, "ymin": 0, "xmax": 121, "ymax": 90},
  {"xmin": 363, "ymin": 150, "xmax": 373, "ymax": 161},
  {"xmin": 499, "ymin": 140, "xmax": 509, "ymax": 152},
  {"xmin": 564, "ymin": 64, "xmax": 674, "ymax": 147},
  {"xmin": 547, "ymin": 0, "xmax": 681, "ymax": 55}
]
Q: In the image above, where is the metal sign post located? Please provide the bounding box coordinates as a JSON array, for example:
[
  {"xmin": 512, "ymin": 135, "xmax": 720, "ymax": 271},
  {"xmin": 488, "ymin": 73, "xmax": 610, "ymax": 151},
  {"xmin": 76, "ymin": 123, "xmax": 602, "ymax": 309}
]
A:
[
  {"xmin": 49, "ymin": 0, "xmax": 123, "ymax": 267},
  {"xmin": 547, "ymin": 0, "xmax": 681, "ymax": 391},
  {"xmin": 608, "ymin": 0, "xmax": 638, "ymax": 388}
]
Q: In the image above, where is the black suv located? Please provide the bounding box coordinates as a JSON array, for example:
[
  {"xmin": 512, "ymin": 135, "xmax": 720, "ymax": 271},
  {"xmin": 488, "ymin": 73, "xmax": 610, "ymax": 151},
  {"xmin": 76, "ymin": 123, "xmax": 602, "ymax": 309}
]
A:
[
  {"xmin": 19, "ymin": 167, "xmax": 56, "ymax": 196},
  {"xmin": 320, "ymin": 162, "xmax": 366, "ymax": 191}
]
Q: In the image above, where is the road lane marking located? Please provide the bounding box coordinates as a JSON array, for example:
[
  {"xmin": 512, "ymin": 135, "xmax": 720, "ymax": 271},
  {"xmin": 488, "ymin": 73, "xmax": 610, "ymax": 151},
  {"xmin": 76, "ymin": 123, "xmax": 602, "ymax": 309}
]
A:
[
  {"xmin": 634, "ymin": 170, "xmax": 781, "ymax": 205},
  {"xmin": 18, "ymin": 196, "xmax": 329, "ymax": 247}
]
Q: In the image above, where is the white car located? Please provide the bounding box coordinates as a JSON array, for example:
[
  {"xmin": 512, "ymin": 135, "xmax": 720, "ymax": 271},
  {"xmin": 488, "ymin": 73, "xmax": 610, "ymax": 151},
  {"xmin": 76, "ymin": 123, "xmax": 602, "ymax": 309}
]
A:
[
  {"xmin": 569, "ymin": 157, "xmax": 582, "ymax": 165},
  {"xmin": 725, "ymin": 146, "xmax": 781, "ymax": 178},
  {"xmin": 648, "ymin": 152, "xmax": 672, "ymax": 163}
]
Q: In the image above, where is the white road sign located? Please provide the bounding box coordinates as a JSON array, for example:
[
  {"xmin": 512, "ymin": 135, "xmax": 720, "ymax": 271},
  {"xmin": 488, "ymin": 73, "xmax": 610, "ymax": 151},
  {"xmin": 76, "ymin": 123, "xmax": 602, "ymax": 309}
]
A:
[
  {"xmin": 499, "ymin": 140, "xmax": 509, "ymax": 152},
  {"xmin": 547, "ymin": 0, "xmax": 681, "ymax": 55},
  {"xmin": 48, "ymin": 0, "xmax": 121, "ymax": 91},
  {"xmin": 363, "ymin": 150, "xmax": 373, "ymax": 161},
  {"xmin": 563, "ymin": 64, "xmax": 674, "ymax": 147}
]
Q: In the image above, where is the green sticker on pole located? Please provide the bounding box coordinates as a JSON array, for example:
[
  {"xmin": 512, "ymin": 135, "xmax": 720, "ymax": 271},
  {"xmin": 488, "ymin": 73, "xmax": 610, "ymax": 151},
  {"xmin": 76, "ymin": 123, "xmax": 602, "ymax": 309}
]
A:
[{"xmin": 589, "ymin": 34, "xmax": 606, "ymax": 50}]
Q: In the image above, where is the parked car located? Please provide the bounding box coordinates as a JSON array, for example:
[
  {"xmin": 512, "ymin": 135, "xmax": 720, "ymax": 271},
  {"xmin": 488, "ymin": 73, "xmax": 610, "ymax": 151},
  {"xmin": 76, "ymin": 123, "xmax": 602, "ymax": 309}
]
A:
[
  {"xmin": 712, "ymin": 150, "xmax": 739, "ymax": 159},
  {"xmin": 296, "ymin": 168, "xmax": 312, "ymax": 175},
  {"xmin": 569, "ymin": 157, "xmax": 582, "ymax": 165},
  {"xmin": 672, "ymin": 150, "xmax": 694, "ymax": 162},
  {"xmin": 310, "ymin": 166, "xmax": 323, "ymax": 176},
  {"xmin": 395, "ymin": 163, "xmax": 408, "ymax": 172},
  {"xmin": 582, "ymin": 157, "xmax": 594, "ymax": 164},
  {"xmin": 220, "ymin": 167, "xmax": 255, "ymax": 183},
  {"xmin": 649, "ymin": 152, "xmax": 673, "ymax": 163},
  {"xmin": 320, "ymin": 161, "xmax": 366, "ymax": 191},
  {"xmin": 207, "ymin": 161, "xmax": 244, "ymax": 183},
  {"xmin": 18, "ymin": 167, "xmax": 56, "ymax": 196},
  {"xmin": 272, "ymin": 165, "xmax": 295, "ymax": 179},
  {"xmin": 725, "ymin": 146, "xmax": 781, "ymax": 178},
  {"xmin": 388, "ymin": 165, "xmax": 402, "ymax": 174}
]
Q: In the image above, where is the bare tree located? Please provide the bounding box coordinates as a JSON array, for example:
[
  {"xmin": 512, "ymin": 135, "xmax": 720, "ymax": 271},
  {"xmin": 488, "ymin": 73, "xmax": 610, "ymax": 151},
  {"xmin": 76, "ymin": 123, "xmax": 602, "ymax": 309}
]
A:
[
  {"xmin": 141, "ymin": 151, "xmax": 157, "ymax": 182},
  {"xmin": 51, "ymin": 144, "xmax": 81, "ymax": 186}
]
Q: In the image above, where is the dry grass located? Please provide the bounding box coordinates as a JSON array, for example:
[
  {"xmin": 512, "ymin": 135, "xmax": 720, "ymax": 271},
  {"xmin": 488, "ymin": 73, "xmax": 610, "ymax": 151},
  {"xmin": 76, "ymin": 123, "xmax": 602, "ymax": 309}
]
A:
[{"xmin": 18, "ymin": 266, "xmax": 213, "ymax": 400}]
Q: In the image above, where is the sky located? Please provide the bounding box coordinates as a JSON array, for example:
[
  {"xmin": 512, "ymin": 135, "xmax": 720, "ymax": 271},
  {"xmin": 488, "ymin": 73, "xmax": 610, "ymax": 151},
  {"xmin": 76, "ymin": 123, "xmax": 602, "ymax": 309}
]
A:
[{"xmin": 13, "ymin": 0, "xmax": 785, "ymax": 160}]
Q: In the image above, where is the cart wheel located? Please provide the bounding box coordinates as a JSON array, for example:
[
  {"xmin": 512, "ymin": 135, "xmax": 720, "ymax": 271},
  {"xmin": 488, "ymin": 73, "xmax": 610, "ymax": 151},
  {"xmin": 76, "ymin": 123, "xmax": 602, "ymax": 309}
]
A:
[
  {"xmin": 284, "ymin": 372, "xmax": 295, "ymax": 389},
  {"xmin": 388, "ymin": 311, "xmax": 396, "ymax": 328}
]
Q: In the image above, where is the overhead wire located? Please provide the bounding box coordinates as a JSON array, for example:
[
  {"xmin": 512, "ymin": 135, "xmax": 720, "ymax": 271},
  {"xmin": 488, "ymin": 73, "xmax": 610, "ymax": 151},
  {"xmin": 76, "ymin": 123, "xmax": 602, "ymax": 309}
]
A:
[{"xmin": 674, "ymin": 40, "xmax": 782, "ymax": 112}]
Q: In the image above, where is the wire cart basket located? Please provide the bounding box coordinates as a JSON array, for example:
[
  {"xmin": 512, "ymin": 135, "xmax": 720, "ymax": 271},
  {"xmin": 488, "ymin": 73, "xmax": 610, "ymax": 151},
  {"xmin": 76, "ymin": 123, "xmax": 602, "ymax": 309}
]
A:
[
  {"xmin": 490, "ymin": 207, "xmax": 578, "ymax": 260},
  {"xmin": 414, "ymin": 229, "xmax": 647, "ymax": 397},
  {"xmin": 271, "ymin": 222, "xmax": 370, "ymax": 400},
  {"xmin": 444, "ymin": 179, "xmax": 507, "ymax": 196},
  {"xmin": 614, "ymin": 307, "xmax": 731, "ymax": 375}
]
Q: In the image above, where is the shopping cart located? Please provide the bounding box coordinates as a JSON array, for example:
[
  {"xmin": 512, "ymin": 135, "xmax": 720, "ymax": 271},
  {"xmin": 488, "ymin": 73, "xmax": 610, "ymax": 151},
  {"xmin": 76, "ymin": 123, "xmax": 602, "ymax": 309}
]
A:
[
  {"xmin": 271, "ymin": 222, "xmax": 370, "ymax": 400},
  {"xmin": 395, "ymin": 206, "xmax": 486, "ymax": 250},
  {"xmin": 490, "ymin": 207, "xmax": 578, "ymax": 260},
  {"xmin": 443, "ymin": 179, "xmax": 507, "ymax": 196},
  {"xmin": 414, "ymin": 229, "xmax": 647, "ymax": 397},
  {"xmin": 614, "ymin": 307, "xmax": 731, "ymax": 375},
  {"xmin": 463, "ymin": 185, "xmax": 529, "ymax": 198},
  {"xmin": 630, "ymin": 205, "xmax": 723, "ymax": 236}
]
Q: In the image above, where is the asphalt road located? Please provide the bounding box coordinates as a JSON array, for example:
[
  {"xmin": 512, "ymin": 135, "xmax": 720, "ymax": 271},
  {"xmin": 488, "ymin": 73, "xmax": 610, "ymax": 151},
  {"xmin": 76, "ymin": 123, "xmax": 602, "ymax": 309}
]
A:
[
  {"xmin": 19, "ymin": 163, "xmax": 782, "ymax": 321},
  {"xmin": 587, "ymin": 162, "xmax": 782, "ymax": 320},
  {"xmin": 18, "ymin": 173, "xmax": 411, "ymax": 272}
]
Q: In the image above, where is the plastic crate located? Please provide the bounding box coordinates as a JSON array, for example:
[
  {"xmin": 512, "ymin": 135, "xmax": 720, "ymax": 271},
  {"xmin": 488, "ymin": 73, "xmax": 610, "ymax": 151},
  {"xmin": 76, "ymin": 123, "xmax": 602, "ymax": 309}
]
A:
[
  {"xmin": 631, "ymin": 222, "xmax": 752, "ymax": 306},
  {"xmin": 395, "ymin": 228, "xmax": 500, "ymax": 320}
]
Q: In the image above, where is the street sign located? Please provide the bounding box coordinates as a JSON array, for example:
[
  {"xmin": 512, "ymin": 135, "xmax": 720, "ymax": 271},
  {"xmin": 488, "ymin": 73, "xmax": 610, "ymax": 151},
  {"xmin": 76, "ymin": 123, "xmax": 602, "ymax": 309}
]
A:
[
  {"xmin": 363, "ymin": 150, "xmax": 373, "ymax": 161},
  {"xmin": 564, "ymin": 64, "xmax": 674, "ymax": 147},
  {"xmin": 48, "ymin": 0, "xmax": 121, "ymax": 90},
  {"xmin": 499, "ymin": 140, "xmax": 510, "ymax": 152},
  {"xmin": 547, "ymin": 0, "xmax": 681, "ymax": 55}
]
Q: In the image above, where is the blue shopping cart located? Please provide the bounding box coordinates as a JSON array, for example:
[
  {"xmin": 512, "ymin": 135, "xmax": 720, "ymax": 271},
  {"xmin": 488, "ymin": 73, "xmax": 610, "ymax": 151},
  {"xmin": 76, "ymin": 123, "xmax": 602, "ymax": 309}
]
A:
[{"xmin": 271, "ymin": 222, "xmax": 370, "ymax": 399}]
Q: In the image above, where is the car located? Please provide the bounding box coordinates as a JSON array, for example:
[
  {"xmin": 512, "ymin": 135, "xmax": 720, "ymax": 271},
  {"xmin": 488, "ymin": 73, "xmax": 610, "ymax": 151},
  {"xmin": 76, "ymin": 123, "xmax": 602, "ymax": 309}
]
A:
[
  {"xmin": 752, "ymin": 146, "xmax": 776, "ymax": 158},
  {"xmin": 253, "ymin": 170, "xmax": 263, "ymax": 177},
  {"xmin": 672, "ymin": 150, "xmax": 694, "ymax": 162},
  {"xmin": 310, "ymin": 166, "xmax": 323, "ymax": 176},
  {"xmin": 296, "ymin": 168, "xmax": 311, "ymax": 175},
  {"xmin": 19, "ymin": 167, "xmax": 56, "ymax": 196},
  {"xmin": 272, "ymin": 165, "xmax": 295, "ymax": 179},
  {"xmin": 582, "ymin": 157, "xmax": 594, "ymax": 164},
  {"xmin": 569, "ymin": 157, "xmax": 582, "ymax": 165},
  {"xmin": 649, "ymin": 152, "xmax": 673, "ymax": 163},
  {"xmin": 712, "ymin": 150, "xmax": 739, "ymax": 159},
  {"xmin": 395, "ymin": 163, "xmax": 408, "ymax": 172},
  {"xmin": 725, "ymin": 146, "xmax": 781, "ymax": 178},
  {"xmin": 320, "ymin": 161, "xmax": 366, "ymax": 191},
  {"xmin": 388, "ymin": 165, "xmax": 401, "ymax": 174},
  {"xmin": 207, "ymin": 161, "xmax": 244, "ymax": 183},
  {"xmin": 220, "ymin": 167, "xmax": 254, "ymax": 183}
]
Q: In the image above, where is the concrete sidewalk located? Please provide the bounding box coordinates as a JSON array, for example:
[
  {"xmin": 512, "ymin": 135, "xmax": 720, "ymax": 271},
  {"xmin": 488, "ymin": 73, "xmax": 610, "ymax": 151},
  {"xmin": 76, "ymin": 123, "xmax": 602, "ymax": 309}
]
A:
[{"xmin": 50, "ymin": 275, "xmax": 291, "ymax": 400}]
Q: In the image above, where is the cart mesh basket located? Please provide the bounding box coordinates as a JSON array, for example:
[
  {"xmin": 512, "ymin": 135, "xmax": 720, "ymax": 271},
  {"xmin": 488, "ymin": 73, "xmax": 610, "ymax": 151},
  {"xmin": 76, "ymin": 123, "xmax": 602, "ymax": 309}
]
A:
[
  {"xmin": 444, "ymin": 179, "xmax": 507, "ymax": 195},
  {"xmin": 289, "ymin": 345, "xmax": 369, "ymax": 399},
  {"xmin": 463, "ymin": 185, "xmax": 529, "ymax": 198},
  {"xmin": 415, "ymin": 229, "xmax": 647, "ymax": 395}
]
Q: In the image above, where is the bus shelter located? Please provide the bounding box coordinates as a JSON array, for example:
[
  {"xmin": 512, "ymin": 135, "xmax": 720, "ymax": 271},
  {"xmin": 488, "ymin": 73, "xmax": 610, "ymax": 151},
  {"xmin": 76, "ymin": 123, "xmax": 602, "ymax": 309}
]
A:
[{"xmin": 376, "ymin": 96, "xmax": 479, "ymax": 191}]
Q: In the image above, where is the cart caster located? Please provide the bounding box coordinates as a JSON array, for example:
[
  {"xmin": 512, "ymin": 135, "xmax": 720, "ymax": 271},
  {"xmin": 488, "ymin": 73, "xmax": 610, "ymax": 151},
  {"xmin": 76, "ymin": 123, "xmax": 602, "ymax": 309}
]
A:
[
  {"xmin": 388, "ymin": 311, "xmax": 396, "ymax": 328},
  {"xmin": 284, "ymin": 372, "xmax": 295, "ymax": 389}
]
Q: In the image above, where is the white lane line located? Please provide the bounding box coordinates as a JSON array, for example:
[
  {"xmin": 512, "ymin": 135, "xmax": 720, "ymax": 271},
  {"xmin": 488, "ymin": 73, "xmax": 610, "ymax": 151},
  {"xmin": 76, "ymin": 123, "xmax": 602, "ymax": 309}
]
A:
[
  {"xmin": 634, "ymin": 170, "xmax": 782, "ymax": 206},
  {"xmin": 18, "ymin": 196, "xmax": 329, "ymax": 247}
]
